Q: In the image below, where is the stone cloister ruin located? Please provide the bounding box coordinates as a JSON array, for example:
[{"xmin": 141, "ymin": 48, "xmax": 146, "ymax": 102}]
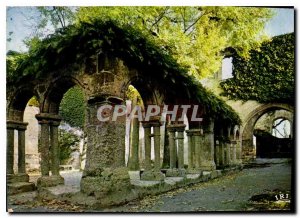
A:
[{"xmin": 7, "ymin": 20, "xmax": 293, "ymax": 207}]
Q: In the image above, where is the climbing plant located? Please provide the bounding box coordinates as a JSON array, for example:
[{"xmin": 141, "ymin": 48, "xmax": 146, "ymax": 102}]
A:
[
  {"xmin": 59, "ymin": 86, "xmax": 86, "ymax": 128},
  {"xmin": 220, "ymin": 33, "xmax": 294, "ymax": 105},
  {"xmin": 58, "ymin": 129, "xmax": 80, "ymax": 164},
  {"xmin": 7, "ymin": 19, "xmax": 240, "ymax": 125}
]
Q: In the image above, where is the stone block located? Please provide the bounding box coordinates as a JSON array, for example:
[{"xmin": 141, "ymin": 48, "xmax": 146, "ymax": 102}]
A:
[
  {"xmin": 141, "ymin": 170, "xmax": 165, "ymax": 181},
  {"xmin": 164, "ymin": 177, "xmax": 184, "ymax": 186},
  {"xmin": 7, "ymin": 174, "xmax": 29, "ymax": 183},
  {"xmin": 128, "ymin": 171, "xmax": 140, "ymax": 181},
  {"xmin": 7, "ymin": 182, "xmax": 35, "ymax": 195},
  {"xmin": 165, "ymin": 169, "xmax": 186, "ymax": 177},
  {"xmin": 187, "ymin": 168, "xmax": 203, "ymax": 175},
  {"xmin": 37, "ymin": 175, "xmax": 64, "ymax": 188}
]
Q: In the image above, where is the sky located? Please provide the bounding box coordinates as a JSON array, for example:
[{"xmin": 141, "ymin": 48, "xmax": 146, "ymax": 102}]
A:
[{"xmin": 6, "ymin": 7, "xmax": 295, "ymax": 53}]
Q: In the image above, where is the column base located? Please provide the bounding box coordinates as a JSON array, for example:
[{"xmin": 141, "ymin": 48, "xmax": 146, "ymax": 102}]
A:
[
  {"xmin": 166, "ymin": 168, "xmax": 186, "ymax": 177},
  {"xmin": 37, "ymin": 175, "xmax": 64, "ymax": 188},
  {"xmin": 141, "ymin": 170, "xmax": 165, "ymax": 181},
  {"xmin": 7, "ymin": 173, "xmax": 29, "ymax": 183},
  {"xmin": 199, "ymin": 161, "xmax": 216, "ymax": 171}
]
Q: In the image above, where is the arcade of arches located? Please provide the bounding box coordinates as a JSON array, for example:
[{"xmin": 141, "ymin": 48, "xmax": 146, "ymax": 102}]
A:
[{"xmin": 6, "ymin": 20, "xmax": 294, "ymax": 207}]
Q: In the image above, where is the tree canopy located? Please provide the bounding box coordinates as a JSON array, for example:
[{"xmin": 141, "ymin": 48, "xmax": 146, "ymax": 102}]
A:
[
  {"xmin": 220, "ymin": 33, "xmax": 294, "ymax": 105},
  {"xmin": 8, "ymin": 6, "xmax": 273, "ymax": 79},
  {"xmin": 76, "ymin": 7, "xmax": 273, "ymax": 78}
]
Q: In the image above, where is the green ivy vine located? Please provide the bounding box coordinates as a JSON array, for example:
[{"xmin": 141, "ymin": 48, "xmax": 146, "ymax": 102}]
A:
[{"xmin": 220, "ymin": 33, "xmax": 294, "ymax": 105}]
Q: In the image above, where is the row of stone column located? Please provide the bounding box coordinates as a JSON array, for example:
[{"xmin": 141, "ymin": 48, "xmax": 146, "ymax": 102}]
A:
[
  {"xmin": 140, "ymin": 119, "xmax": 165, "ymax": 181},
  {"xmin": 128, "ymin": 120, "xmax": 241, "ymax": 180},
  {"xmin": 215, "ymin": 127, "xmax": 242, "ymax": 167},
  {"xmin": 7, "ymin": 120, "xmax": 29, "ymax": 183},
  {"xmin": 166, "ymin": 124, "xmax": 186, "ymax": 176},
  {"xmin": 35, "ymin": 113, "xmax": 64, "ymax": 186},
  {"xmin": 6, "ymin": 113, "xmax": 64, "ymax": 187}
]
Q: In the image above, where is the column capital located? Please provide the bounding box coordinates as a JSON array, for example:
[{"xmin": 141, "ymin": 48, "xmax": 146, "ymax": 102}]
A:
[
  {"xmin": 7, "ymin": 120, "xmax": 28, "ymax": 130},
  {"xmin": 141, "ymin": 121, "xmax": 152, "ymax": 128},
  {"xmin": 186, "ymin": 128, "xmax": 203, "ymax": 136},
  {"xmin": 35, "ymin": 113, "xmax": 62, "ymax": 124}
]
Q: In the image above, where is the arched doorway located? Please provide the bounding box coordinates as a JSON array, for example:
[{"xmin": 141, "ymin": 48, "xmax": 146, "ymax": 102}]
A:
[{"xmin": 241, "ymin": 103, "xmax": 294, "ymax": 159}]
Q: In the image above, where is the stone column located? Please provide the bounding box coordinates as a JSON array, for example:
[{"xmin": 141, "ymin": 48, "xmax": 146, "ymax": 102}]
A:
[
  {"xmin": 225, "ymin": 142, "xmax": 231, "ymax": 166},
  {"xmin": 141, "ymin": 120, "xmax": 164, "ymax": 181},
  {"xmin": 193, "ymin": 130, "xmax": 202, "ymax": 169},
  {"xmin": 215, "ymin": 139, "xmax": 220, "ymax": 167},
  {"xmin": 36, "ymin": 117, "xmax": 50, "ymax": 176},
  {"xmin": 7, "ymin": 122, "xmax": 15, "ymax": 176},
  {"xmin": 166, "ymin": 124, "xmax": 187, "ymax": 177},
  {"xmin": 176, "ymin": 125, "xmax": 186, "ymax": 170},
  {"xmin": 49, "ymin": 117, "xmax": 63, "ymax": 180},
  {"xmin": 186, "ymin": 130, "xmax": 194, "ymax": 170},
  {"xmin": 153, "ymin": 122, "xmax": 161, "ymax": 170},
  {"xmin": 185, "ymin": 129, "xmax": 202, "ymax": 174},
  {"xmin": 231, "ymin": 140, "xmax": 237, "ymax": 165},
  {"xmin": 218, "ymin": 128, "xmax": 225, "ymax": 167},
  {"xmin": 128, "ymin": 118, "xmax": 140, "ymax": 170},
  {"xmin": 36, "ymin": 113, "xmax": 64, "ymax": 187},
  {"xmin": 199, "ymin": 121, "xmax": 216, "ymax": 171},
  {"xmin": 235, "ymin": 140, "xmax": 242, "ymax": 165},
  {"xmin": 142, "ymin": 122, "xmax": 152, "ymax": 171},
  {"xmin": 167, "ymin": 126, "xmax": 177, "ymax": 169},
  {"xmin": 80, "ymin": 97, "xmax": 131, "ymax": 200},
  {"xmin": 7, "ymin": 120, "xmax": 32, "ymax": 183},
  {"xmin": 17, "ymin": 123, "xmax": 28, "ymax": 174}
]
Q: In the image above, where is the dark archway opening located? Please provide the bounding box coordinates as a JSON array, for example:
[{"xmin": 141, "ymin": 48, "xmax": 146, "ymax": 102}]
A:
[{"xmin": 253, "ymin": 111, "xmax": 293, "ymax": 158}]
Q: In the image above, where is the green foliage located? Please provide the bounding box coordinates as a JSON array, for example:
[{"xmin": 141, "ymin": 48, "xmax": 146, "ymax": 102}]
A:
[
  {"xmin": 58, "ymin": 128, "xmax": 80, "ymax": 164},
  {"xmin": 126, "ymin": 85, "xmax": 143, "ymax": 106},
  {"xmin": 27, "ymin": 96, "xmax": 40, "ymax": 107},
  {"xmin": 6, "ymin": 50, "xmax": 29, "ymax": 82},
  {"xmin": 7, "ymin": 19, "xmax": 240, "ymax": 125},
  {"xmin": 76, "ymin": 7, "xmax": 273, "ymax": 78},
  {"xmin": 220, "ymin": 33, "xmax": 294, "ymax": 105},
  {"xmin": 37, "ymin": 6, "xmax": 75, "ymax": 29},
  {"xmin": 59, "ymin": 86, "xmax": 86, "ymax": 128}
]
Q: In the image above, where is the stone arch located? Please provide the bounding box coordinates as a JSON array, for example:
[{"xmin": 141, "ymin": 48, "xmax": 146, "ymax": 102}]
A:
[
  {"xmin": 7, "ymin": 85, "xmax": 40, "ymax": 121},
  {"xmin": 122, "ymin": 75, "xmax": 166, "ymax": 106},
  {"xmin": 41, "ymin": 76, "xmax": 86, "ymax": 114},
  {"xmin": 240, "ymin": 103, "xmax": 294, "ymax": 158}
]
